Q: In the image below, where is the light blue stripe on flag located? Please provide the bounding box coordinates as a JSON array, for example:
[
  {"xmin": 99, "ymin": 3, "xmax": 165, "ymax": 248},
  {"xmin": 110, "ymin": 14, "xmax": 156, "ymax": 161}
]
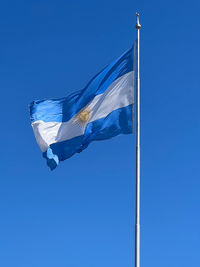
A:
[{"xmin": 30, "ymin": 47, "xmax": 134, "ymax": 170}]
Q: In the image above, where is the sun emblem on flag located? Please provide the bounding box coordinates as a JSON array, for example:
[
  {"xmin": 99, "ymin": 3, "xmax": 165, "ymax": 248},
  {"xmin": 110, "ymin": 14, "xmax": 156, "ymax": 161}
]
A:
[
  {"xmin": 78, "ymin": 109, "xmax": 90, "ymax": 123},
  {"xmin": 74, "ymin": 107, "xmax": 91, "ymax": 127}
]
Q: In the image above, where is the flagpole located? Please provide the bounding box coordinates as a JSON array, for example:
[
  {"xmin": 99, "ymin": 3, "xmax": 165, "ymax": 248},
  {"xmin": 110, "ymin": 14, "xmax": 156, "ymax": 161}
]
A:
[{"xmin": 135, "ymin": 12, "xmax": 141, "ymax": 267}]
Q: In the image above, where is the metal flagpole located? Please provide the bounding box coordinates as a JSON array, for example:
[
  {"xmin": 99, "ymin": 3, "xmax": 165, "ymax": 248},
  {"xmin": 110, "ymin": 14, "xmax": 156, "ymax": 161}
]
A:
[{"xmin": 135, "ymin": 12, "xmax": 141, "ymax": 267}]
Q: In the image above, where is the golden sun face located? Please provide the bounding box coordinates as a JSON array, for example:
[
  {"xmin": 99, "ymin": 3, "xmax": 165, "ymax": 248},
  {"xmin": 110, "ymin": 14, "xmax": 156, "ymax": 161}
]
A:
[{"xmin": 77, "ymin": 109, "xmax": 91, "ymax": 123}]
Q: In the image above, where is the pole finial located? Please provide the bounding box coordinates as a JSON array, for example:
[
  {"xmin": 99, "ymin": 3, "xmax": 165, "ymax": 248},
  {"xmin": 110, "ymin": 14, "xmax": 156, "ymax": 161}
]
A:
[{"xmin": 136, "ymin": 12, "xmax": 141, "ymax": 29}]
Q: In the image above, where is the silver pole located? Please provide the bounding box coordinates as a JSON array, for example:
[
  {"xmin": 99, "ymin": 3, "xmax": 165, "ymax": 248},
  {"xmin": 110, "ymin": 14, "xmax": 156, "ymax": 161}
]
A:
[{"xmin": 135, "ymin": 12, "xmax": 141, "ymax": 267}]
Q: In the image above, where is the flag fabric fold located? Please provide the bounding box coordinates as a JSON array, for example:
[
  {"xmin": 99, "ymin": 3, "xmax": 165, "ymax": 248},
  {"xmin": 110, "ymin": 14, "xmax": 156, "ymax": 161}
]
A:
[{"xmin": 30, "ymin": 48, "xmax": 134, "ymax": 170}]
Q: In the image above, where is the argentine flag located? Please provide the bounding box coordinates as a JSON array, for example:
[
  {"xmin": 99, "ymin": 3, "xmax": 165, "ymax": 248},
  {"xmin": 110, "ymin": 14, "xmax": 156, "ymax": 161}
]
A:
[{"xmin": 30, "ymin": 48, "xmax": 134, "ymax": 170}]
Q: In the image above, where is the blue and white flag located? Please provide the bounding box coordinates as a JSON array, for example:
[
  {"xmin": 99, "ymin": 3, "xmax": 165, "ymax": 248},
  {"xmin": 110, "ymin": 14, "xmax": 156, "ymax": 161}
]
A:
[{"xmin": 30, "ymin": 48, "xmax": 134, "ymax": 170}]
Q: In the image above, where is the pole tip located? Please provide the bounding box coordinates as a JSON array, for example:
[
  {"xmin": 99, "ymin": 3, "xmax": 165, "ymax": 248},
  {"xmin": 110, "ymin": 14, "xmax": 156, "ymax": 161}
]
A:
[{"xmin": 136, "ymin": 12, "xmax": 141, "ymax": 29}]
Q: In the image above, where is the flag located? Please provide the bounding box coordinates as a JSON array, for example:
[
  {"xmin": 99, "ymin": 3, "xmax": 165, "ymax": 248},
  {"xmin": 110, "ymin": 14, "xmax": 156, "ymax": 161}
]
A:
[{"xmin": 29, "ymin": 48, "xmax": 134, "ymax": 170}]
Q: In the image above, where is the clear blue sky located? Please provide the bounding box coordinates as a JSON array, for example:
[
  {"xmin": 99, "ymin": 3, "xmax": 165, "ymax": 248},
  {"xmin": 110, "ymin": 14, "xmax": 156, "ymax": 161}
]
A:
[{"xmin": 0, "ymin": 0, "xmax": 200, "ymax": 266}]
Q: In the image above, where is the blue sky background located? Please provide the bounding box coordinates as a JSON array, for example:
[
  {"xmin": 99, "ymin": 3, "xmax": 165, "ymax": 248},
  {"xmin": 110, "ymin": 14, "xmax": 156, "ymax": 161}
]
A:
[{"xmin": 0, "ymin": 0, "xmax": 200, "ymax": 266}]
